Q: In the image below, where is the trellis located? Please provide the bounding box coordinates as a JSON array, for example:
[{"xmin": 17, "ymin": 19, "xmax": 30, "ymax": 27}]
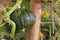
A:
[{"xmin": 40, "ymin": 3, "xmax": 55, "ymax": 40}]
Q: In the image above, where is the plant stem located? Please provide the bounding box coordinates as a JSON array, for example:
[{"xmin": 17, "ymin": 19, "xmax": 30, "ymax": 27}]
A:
[
  {"xmin": 5, "ymin": 0, "xmax": 22, "ymax": 16},
  {"xmin": 4, "ymin": 17, "xmax": 16, "ymax": 40}
]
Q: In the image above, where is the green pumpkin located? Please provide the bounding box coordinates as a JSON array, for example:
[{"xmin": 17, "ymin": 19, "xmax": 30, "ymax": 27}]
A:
[{"xmin": 4, "ymin": 8, "xmax": 36, "ymax": 33}]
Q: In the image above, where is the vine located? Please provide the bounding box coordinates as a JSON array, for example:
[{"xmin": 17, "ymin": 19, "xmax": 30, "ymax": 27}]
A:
[{"xmin": 0, "ymin": 0, "xmax": 23, "ymax": 40}]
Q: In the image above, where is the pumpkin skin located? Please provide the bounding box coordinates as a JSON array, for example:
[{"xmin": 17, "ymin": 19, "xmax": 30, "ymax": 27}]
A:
[
  {"xmin": 19, "ymin": 8, "xmax": 36, "ymax": 30},
  {"xmin": 4, "ymin": 8, "xmax": 36, "ymax": 33}
]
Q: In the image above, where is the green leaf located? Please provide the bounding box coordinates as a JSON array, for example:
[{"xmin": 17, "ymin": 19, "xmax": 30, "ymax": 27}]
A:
[{"xmin": 21, "ymin": 0, "xmax": 30, "ymax": 9}]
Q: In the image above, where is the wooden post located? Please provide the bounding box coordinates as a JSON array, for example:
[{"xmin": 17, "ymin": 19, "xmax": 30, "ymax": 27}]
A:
[
  {"xmin": 0, "ymin": 0, "xmax": 11, "ymax": 7},
  {"xmin": 28, "ymin": 0, "xmax": 42, "ymax": 40}
]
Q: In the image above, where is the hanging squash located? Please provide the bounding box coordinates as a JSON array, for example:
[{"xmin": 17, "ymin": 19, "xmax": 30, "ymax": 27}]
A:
[{"xmin": 3, "ymin": 8, "xmax": 36, "ymax": 33}]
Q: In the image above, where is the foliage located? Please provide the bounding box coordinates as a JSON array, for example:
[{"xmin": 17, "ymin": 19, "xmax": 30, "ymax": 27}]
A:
[
  {"xmin": 0, "ymin": 0, "xmax": 22, "ymax": 40},
  {"xmin": 41, "ymin": 0, "xmax": 60, "ymax": 40}
]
